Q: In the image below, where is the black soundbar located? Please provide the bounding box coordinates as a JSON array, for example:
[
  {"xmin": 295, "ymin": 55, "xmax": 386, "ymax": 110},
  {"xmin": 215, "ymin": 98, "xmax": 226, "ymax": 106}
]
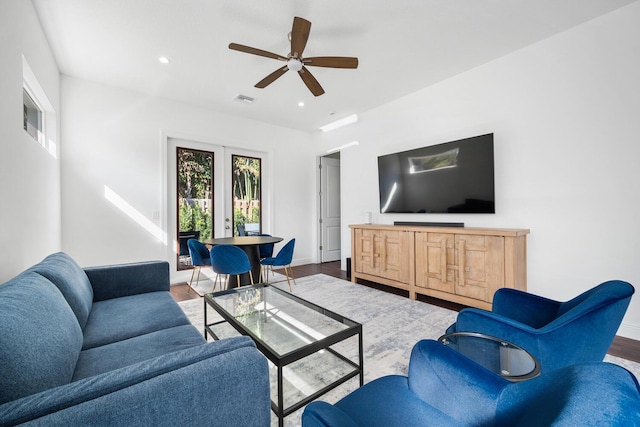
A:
[{"xmin": 394, "ymin": 221, "xmax": 464, "ymax": 228}]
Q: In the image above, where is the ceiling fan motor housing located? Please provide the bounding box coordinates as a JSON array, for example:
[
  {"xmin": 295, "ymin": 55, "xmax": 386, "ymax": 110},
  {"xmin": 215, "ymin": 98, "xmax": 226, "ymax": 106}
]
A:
[{"xmin": 287, "ymin": 58, "xmax": 303, "ymax": 72}]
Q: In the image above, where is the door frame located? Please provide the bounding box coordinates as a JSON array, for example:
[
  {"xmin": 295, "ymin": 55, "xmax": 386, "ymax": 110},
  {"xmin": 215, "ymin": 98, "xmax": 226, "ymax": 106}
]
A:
[{"xmin": 161, "ymin": 131, "xmax": 272, "ymax": 284}]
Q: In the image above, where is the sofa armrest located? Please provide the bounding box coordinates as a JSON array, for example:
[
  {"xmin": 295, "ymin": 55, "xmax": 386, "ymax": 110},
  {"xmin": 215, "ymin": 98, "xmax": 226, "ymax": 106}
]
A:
[
  {"xmin": 1, "ymin": 336, "xmax": 269, "ymax": 427},
  {"xmin": 492, "ymin": 288, "xmax": 561, "ymax": 328},
  {"xmin": 302, "ymin": 401, "xmax": 359, "ymax": 427},
  {"xmin": 407, "ymin": 340, "xmax": 507, "ymax": 425},
  {"xmin": 85, "ymin": 261, "xmax": 170, "ymax": 301}
]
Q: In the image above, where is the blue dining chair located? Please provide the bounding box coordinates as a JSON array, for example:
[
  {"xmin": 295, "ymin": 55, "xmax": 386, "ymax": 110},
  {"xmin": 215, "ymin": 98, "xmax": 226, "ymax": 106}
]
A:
[
  {"xmin": 187, "ymin": 238, "xmax": 211, "ymax": 292},
  {"xmin": 210, "ymin": 245, "xmax": 254, "ymax": 290},
  {"xmin": 257, "ymin": 234, "xmax": 275, "ymax": 259},
  {"xmin": 260, "ymin": 238, "xmax": 296, "ymax": 291}
]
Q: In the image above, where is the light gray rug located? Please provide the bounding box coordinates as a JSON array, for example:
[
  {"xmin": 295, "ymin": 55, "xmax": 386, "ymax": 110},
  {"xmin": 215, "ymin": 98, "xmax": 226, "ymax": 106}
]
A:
[
  {"xmin": 186, "ymin": 269, "xmax": 288, "ymax": 296},
  {"xmin": 178, "ymin": 274, "xmax": 640, "ymax": 427}
]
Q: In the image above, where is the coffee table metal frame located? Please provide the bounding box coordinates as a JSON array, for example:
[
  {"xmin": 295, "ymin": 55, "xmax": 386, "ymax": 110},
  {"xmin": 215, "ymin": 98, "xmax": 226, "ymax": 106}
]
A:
[{"xmin": 204, "ymin": 283, "xmax": 364, "ymax": 427}]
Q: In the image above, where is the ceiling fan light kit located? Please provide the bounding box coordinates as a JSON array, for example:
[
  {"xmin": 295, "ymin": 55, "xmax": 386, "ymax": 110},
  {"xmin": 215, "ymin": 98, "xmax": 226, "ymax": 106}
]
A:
[{"xmin": 229, "ymin": 16, "xmax": 358, "ymax": 96}]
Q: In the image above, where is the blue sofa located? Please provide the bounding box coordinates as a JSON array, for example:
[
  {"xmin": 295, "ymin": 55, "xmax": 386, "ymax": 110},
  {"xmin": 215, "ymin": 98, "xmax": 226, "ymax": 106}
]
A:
[
  {"xmin": 0, "ymin": 252, "xmax": 270, "ymax": 426},
  {"xmin": 302, "ymin": 339, "xmax": 640, "ymax": 426}
]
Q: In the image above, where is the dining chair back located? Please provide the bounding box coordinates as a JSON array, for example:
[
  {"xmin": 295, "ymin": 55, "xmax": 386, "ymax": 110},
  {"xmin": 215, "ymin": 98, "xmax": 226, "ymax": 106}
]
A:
[
  {"xmin": 210, "ymin": 245, "xmax": 254, "ymax": 289},
  {"xmin": 257, "ymin": 234, "xmax": 275, "ymax": 259},
  {"xmin": 260, "ymin": 238, "xmax": 296, "ymax": 291},
  {"xmin": 186, "ymin": 238, "xmax": 210, "ymax": 292}
]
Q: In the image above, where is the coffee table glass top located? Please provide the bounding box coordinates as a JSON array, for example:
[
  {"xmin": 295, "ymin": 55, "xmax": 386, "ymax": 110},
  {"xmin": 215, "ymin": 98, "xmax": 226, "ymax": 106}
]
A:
[
  {"xmin": 206, "ymin": 285, "xmax": 357, "ymax": 358},
  {"xmin": 438, "ymin": 332, "xmax": 540, "ymax": 381}
]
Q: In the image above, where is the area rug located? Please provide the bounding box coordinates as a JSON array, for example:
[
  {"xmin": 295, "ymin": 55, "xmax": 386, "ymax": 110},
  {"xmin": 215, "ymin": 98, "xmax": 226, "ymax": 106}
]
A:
[
  {"xmin": 186, "ymin": 269, "xmax": 288, "ymax": 296},
  {"xmin": 178, "ymin": 274, "xmax": 640, "ymax": 426}
]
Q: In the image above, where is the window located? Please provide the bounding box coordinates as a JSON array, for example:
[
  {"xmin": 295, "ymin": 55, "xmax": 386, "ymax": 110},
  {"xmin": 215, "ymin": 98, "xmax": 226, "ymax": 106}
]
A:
[
  {"xmin": 176, "ymin": 147, "xmax": 214, "ymax": 270},
  {"xmin": 232, "ymin": 155, "xmax": 262, "ymax": 235},
  {"xmin": 23, "ymin": 89, "xmax": 43, "ymax": 143},
  {"xmin": 22, "ymin": 55, "xmax": 56, "ymax": 157}
]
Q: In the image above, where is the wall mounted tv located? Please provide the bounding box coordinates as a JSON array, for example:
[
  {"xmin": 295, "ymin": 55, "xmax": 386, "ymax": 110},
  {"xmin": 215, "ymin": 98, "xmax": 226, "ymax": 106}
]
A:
[{"xmin": 378, "ymin": 133, "xmax": 495, "ymax": 214}]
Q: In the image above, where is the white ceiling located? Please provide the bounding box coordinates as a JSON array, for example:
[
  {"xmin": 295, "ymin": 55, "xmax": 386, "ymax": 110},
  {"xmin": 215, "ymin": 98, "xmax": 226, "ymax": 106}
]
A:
[{"xmin": 32, "ymin": 0, "xmax": 636, "ymax": 133}]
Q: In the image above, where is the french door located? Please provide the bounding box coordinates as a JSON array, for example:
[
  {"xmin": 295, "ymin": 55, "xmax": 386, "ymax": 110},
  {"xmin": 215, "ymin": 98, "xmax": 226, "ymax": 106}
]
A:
[{"xmin": 167, "ymin": 137, "xmax": 268, "ymax": 277}]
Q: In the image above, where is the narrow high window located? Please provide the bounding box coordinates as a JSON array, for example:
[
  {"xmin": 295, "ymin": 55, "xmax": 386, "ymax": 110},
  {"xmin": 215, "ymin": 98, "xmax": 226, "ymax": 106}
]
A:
[{"xmin": 22, "ymin": 55, "xmax": 56, "ymax": 157}]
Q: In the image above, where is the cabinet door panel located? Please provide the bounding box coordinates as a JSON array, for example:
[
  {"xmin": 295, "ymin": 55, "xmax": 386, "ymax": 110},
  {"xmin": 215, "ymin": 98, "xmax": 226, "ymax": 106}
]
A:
[
  {"xmin": 377, "ymin": 230, "xmax": 411, "ymax": 283},
  {"xmin": 455, "ymin": 235, "xmax": 504, "ymax": 303},
  {"xmin": 354, "ymin": 228, "xmax": 375, "ymax": 274},
  {"xmin": 415, "ymin": 232, "xmax": 455, "ymax": 293}
]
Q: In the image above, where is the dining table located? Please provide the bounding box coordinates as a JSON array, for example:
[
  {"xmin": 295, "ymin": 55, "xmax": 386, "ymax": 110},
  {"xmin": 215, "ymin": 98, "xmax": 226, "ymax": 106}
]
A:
[{"xmin": 203, "ymin": 235, "xmax": 283, "ymax": 289}]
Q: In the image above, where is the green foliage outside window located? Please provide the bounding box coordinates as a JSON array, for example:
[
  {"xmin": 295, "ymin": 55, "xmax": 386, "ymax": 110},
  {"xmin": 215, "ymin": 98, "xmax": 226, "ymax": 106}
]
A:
[
  {"xmin": 232, "ymin": 155, "xmax": 261, "ymax": 235},
  {"xmin": 178, "ymin": 148, "xmax": 213, "ymax": 239},
  {"xmin": 179, "ymin": 203, "xmax": 212, "ymax": 239}
]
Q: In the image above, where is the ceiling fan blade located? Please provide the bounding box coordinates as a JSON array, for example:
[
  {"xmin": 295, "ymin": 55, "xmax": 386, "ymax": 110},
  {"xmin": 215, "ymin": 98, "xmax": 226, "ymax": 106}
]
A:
[
  {"xmin": 298, "ymin": 66, "xmax": 325, "ymax": 97},
  {"xmin": 229, "ymin": 43, "xmax": 287, "ymax": 61},
  {"xmin": 304, "ymin": 56, "xmax": 359, "ymax": 69},
  {"xmin": 290, "ymin": 17, "xmax": 311, "ymax": 58},
  {"xmin": 255, "ymin": 65, "xmax": 289, "ymax": 88}
]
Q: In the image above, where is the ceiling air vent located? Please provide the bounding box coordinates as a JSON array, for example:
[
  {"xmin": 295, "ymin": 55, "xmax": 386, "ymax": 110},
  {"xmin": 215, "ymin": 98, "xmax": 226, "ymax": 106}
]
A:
[{"xmin": 234, "ymin": 94, "xmax": 255, "ymax": 104}]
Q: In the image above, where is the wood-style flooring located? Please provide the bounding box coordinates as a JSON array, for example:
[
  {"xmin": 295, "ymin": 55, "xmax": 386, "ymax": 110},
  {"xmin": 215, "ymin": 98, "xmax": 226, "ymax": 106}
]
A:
[{"xmin": 170, "ymin": 261, "xmax": 640, "ymax": 363}]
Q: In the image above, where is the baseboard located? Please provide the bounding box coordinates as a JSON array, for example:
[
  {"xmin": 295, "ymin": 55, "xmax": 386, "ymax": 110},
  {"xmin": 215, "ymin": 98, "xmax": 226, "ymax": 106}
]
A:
[{"xmin": 617, "ymin": 322, "xmax": 640, "ymax": 341}]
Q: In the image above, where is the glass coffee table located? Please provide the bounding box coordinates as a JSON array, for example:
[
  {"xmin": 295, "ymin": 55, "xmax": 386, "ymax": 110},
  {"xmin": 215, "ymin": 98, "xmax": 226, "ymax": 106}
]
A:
[
  {"xmin": 204, "ymin": 284, "xmax": 363, "ymax": 427},
  {"xmin": 438, "ymin": 332, "xmax": 540, "ymax": 381}
]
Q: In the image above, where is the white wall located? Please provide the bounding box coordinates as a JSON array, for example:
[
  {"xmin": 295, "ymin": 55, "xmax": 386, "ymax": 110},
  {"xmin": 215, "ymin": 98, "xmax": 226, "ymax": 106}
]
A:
[
  {"xmin": 60, "ymin": 77, "xmax": 315, "ymax": 281},
  {"xmin": 314, "ymin": 3, "xmax": 640, "ymax": 339},
  {"xmin": 0, "ymin": 0, "xmax": 61, "ymax": 282}
]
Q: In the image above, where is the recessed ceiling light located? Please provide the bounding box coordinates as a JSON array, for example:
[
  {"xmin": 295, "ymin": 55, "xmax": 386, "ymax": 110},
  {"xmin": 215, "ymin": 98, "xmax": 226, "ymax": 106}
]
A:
[
  {"xmin": 158, "ymin": 57, "xmax": 170, "ymax": 64},
  {"xmin": 298, "ymin": 101, "xmax": 305, "ymax": 107},
  {"xmin": 234, "ymin": 94, "xmax": 255, "ymax": 104}
]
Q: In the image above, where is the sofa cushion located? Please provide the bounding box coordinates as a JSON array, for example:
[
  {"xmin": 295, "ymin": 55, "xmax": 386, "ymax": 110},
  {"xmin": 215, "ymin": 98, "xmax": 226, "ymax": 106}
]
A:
[
  {"xmin": 0, "ymin": 272, "xmax": 83, "ymax": 405},
  {"xmin": 73, "ymin": 325, "xmax": 206, "ymax": 380},
  {"xmin": 28, "ymin": 252, "xmax": 94, "ymax": 330},
  {"xmin": 82, "ymin": 291, "xmax": 192, "ymax": 350}
]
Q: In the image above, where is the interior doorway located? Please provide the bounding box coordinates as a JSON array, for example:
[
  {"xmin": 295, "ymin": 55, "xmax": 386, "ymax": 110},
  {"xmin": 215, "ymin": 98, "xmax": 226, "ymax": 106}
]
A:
[{"xmin": 319, "ymin": 153, "xmax": 341, "ymax": 262}]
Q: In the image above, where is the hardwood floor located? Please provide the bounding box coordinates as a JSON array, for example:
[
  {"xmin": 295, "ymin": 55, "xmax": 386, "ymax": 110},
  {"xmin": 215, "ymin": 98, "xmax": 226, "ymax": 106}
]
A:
[{"xmin": 170, "ymin": 261, "xmax": 639, "ymax": 363}]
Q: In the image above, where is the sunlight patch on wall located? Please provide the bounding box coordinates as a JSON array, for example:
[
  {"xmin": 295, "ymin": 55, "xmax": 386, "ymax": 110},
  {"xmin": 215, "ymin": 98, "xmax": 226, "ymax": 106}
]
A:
[{"xmin": 104, "ymin": 185, "xmax": 167, "ymax": 245}]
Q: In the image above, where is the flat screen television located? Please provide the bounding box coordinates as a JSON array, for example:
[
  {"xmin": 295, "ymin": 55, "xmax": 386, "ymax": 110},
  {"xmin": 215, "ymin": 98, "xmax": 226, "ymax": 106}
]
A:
[{"xmin": 378, "ymin": 133, "xmax": 495, "ymax": 214}]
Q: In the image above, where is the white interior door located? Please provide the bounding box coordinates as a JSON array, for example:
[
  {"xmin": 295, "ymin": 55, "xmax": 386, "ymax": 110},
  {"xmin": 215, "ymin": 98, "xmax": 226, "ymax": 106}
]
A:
[{"xmin": 320, "ymin": 156, "xmax": 341, "ymax": 262}]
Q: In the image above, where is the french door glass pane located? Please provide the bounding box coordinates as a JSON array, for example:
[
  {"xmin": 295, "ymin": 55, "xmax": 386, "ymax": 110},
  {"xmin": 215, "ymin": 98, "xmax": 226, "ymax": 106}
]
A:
[
  {"xmin": 232, "ymin": 155, "xmax": 262, "ymax": 236},
  {"xmin": 177, "ymin": 147, "xmax": 214, "ymax": 270}
]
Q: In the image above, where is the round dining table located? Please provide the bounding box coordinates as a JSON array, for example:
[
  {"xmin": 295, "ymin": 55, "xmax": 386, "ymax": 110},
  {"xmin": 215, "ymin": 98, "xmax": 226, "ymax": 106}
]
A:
[{"xmin": 203, "ymin": 236, "xmax": 283, "ymax": 289}]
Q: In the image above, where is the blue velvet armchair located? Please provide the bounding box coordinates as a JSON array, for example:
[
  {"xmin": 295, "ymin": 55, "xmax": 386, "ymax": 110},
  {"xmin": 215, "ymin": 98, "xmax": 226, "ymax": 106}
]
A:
[
  {"xmin": 302, "ymin": 339, "xmax": 640, "ymax": 426},
  {"xmin": 446, "ymin": 280, "xmax": 634, "ymax": 373}
]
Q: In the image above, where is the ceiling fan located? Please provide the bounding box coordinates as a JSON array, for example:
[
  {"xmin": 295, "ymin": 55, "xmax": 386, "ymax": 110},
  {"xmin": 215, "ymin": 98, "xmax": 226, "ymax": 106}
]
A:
[{"xmin": 229, "ymin": 16, "xmax": 358, "ymax": 97}]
